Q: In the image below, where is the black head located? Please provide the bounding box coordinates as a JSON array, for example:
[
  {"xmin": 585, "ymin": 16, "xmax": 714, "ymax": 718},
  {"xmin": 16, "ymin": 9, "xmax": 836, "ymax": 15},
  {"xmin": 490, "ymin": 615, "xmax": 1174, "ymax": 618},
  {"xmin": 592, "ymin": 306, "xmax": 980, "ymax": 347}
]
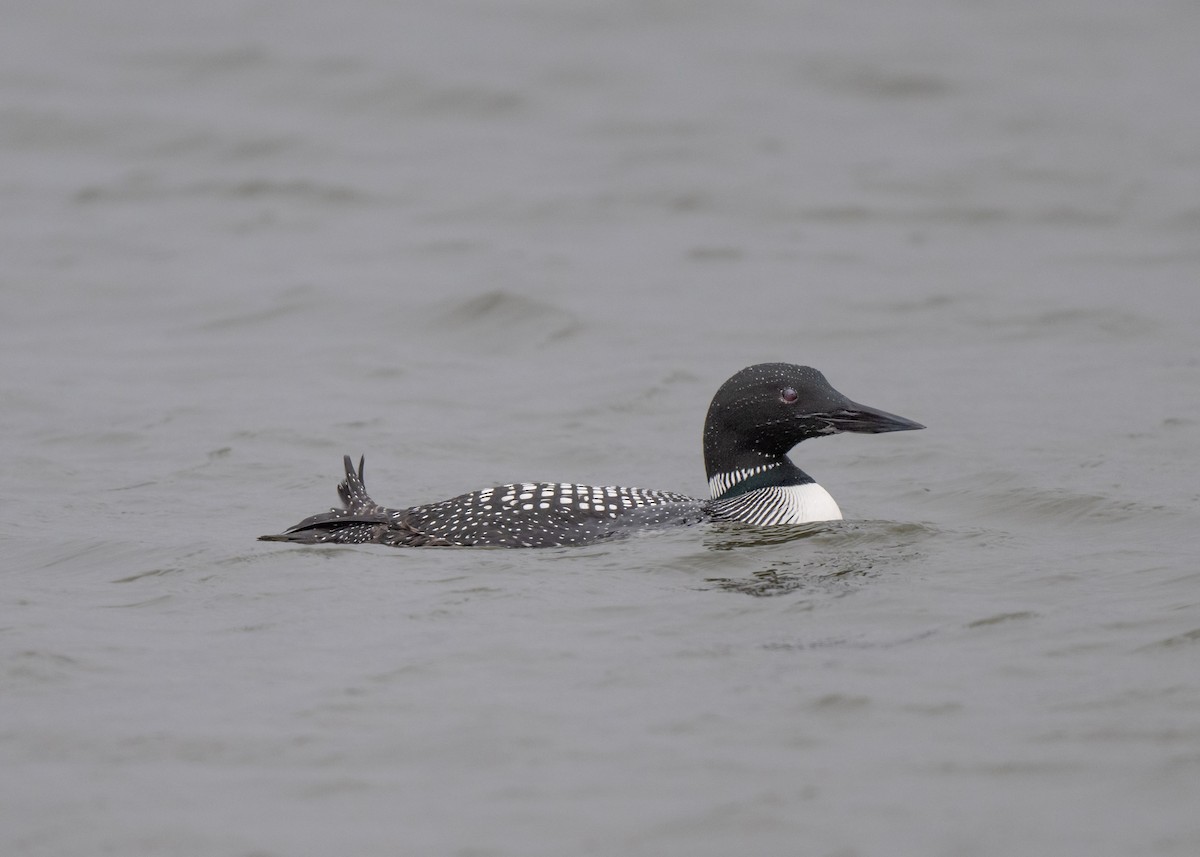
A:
[{"xmin": 702, "ymin": 363, "xmax": 924, "ymax": 479}]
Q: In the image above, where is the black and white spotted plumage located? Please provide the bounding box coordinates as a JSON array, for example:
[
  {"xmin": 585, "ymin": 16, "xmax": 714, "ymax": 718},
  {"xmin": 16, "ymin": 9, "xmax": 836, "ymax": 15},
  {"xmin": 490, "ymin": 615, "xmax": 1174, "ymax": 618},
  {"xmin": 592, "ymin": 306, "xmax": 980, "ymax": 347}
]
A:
[
  {"xmin": 261, "ymin": 363, "xmax": 923, "ymax": 548},
  {"xmin": 261, "ymin": 456, "xmax": 706, "ymax": 548}
]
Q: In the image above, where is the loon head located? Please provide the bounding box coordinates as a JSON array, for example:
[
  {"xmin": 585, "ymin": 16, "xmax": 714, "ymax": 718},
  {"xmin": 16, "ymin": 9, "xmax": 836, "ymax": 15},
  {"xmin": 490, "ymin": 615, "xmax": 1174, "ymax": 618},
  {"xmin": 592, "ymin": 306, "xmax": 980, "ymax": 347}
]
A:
[{"xmin": 702, "ymin": 363, "xmax": 924, "ymax": 493}]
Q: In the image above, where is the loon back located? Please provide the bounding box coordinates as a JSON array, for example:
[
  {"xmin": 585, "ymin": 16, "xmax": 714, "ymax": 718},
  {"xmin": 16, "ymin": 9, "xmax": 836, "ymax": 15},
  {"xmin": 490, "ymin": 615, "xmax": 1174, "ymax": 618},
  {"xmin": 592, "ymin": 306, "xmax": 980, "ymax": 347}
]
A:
[
  {"xmin": 259, "ymin": 363, "xmax": 923, "ymax": 548},
  {"xmin": 259, "ymin": 456, "xmax": 708, "ymax": 548}
]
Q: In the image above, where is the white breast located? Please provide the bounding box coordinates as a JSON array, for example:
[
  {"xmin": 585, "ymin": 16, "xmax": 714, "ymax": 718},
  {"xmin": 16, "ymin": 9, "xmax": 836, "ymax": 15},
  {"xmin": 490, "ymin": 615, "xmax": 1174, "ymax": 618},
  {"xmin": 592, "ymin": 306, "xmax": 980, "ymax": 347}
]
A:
[
  {"xmin": 777, "ymin": 483, "xmax": 843, "ymax": 523},
  {"xmin": 709, "ymin": 483, "xmax": 843, "ymax": 525}
]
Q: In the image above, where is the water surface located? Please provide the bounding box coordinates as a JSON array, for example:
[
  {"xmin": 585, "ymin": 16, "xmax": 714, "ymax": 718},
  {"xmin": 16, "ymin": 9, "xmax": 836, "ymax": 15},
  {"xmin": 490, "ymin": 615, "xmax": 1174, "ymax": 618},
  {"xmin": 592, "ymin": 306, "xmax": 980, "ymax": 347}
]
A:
[{"xmin": 3, "ymin": 1, "xmax": 1200, "ymax": 855}]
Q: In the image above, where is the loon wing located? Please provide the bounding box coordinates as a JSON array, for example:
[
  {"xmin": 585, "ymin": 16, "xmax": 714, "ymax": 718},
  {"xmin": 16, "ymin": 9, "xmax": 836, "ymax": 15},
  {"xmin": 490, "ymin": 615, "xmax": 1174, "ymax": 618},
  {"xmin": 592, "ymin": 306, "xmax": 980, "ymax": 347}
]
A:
[{"xmin": 398, "ymin": 484, "xmax": 705, "ymax": 548}]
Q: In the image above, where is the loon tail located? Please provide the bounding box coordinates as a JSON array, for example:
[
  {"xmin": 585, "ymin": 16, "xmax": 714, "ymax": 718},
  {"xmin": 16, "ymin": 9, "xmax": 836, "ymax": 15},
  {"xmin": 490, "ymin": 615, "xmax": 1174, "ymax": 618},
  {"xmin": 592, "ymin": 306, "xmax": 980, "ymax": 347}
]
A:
[{"xmin": 259, "ymin": 455, "xmax": 393, "ymax": 545}]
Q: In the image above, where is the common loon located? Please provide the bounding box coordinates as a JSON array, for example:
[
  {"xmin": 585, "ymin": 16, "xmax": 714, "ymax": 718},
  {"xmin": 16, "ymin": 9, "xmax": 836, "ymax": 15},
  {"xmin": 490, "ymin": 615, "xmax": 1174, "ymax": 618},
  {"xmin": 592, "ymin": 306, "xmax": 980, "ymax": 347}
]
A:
[{"xmin": 259, "ymin": 363, "xmax": 923, "ymax": 548}]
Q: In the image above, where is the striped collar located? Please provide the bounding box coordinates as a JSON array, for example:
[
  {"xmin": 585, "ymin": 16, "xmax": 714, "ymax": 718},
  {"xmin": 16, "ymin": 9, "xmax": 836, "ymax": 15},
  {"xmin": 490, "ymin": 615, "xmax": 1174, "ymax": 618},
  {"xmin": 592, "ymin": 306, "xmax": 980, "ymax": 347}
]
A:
[{"xmin": 708, "ymin": 462, "xmax": 781, "ymax": 499}]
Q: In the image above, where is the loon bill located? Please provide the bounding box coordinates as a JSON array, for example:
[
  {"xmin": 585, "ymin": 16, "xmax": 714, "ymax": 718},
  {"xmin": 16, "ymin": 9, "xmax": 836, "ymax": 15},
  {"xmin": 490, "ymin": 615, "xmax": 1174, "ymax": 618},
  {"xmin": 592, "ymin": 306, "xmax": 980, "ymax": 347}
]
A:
[{"xmin": 259, "ymin": 363, "xmax": 924, "ymax": 549}]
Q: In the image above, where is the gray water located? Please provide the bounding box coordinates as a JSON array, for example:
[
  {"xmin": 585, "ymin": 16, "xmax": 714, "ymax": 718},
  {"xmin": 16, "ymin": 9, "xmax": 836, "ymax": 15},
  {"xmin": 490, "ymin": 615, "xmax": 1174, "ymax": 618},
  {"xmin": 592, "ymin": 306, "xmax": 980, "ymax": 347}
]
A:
[{"xmin": 4, "ymin": 1, "xmax": 1200, "ymax": 855}]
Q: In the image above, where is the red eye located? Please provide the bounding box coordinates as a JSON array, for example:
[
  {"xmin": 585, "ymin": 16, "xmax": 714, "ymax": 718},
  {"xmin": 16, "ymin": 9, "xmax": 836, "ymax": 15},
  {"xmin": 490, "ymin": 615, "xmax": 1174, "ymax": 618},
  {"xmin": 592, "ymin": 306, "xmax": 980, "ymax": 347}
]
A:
[{"xmin": 780, "ymin": 387, "xmax": 798, "ymax": 404}]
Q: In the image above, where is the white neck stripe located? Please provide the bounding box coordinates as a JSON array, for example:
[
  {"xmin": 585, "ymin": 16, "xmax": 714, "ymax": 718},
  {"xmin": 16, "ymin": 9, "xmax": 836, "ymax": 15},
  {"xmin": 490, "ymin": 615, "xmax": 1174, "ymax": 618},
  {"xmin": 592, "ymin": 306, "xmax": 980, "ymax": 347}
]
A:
[{"xmin": 708, "ymin": 462, "xmax": 780, "ymax": 499}]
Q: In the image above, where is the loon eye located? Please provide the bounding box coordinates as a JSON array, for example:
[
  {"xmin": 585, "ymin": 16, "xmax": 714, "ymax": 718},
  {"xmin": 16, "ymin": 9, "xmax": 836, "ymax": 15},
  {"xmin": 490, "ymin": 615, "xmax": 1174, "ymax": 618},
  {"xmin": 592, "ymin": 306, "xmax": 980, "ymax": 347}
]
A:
[{"xmin": 780, "ymin": 387, "xmax": 799, "ymax": 404}]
